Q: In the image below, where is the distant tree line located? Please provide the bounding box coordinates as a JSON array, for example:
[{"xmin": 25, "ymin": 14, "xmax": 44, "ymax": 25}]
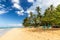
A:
[{"xmin": 23, "ymin": 4, "xmax": 60, "ymax": 28}]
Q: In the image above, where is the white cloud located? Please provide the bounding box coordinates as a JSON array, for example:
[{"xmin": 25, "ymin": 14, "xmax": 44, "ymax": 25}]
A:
[
  {"xmin": 12, "ymin": 0, "xmax": 19, "ymax": 3},
  {"xmin": 27, "ymin": 0, "xmax": 34, "ymax": 2},
  {"xmin": 0, "ymin": 4, "xmax": 8, "ymax": 14},
  {"xmin": 13, "ymin": 3, "xmax": 21, "ymax": 9},
  {"xmin": 16, "ymin": 10, "xmax": 24, "ymax": 15},
  {"xmin": 0, "ymin": 0, "xmax": 60, "ymax": 16},
  {"xmin": 12, "ymin": 0, "xmax": 24, "ymax": 15},
  {"xmin": 0, "ymin": 10, "xmax": 8, "ymax": 14},
  {"xmin": 12, "ymin": 0, "xmax": 20, "ymax": 9},
  {"xmin": 41, "ymin": 0, "xmax": 60, "ymax": 8}
]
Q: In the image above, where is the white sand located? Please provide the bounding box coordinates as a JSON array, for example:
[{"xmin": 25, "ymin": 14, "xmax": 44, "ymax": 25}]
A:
[{"xmin": 0, "ymin": 28, "xmax": 60, "ymax": 40}]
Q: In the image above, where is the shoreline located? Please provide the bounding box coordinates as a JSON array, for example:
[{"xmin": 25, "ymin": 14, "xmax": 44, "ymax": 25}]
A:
[{"xmin": 0, "ymin": 28, "xmax": 60, "ymax": 40}]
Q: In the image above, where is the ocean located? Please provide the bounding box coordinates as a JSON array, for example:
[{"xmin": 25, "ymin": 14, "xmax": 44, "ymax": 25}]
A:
[{"xmin": 0, "ymin": 26, "xmax": 23, "ymax": 37}]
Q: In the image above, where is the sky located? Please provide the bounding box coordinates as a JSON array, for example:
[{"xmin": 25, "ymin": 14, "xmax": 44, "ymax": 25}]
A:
[{"xmin": 0, "ymin": 0, "xmax": 60, "ymax": 27}]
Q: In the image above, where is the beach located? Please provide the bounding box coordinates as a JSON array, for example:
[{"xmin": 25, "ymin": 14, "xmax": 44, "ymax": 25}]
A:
[{"xmin": 0, "ymin": 28, "xmax": 60, "ymax": 40}]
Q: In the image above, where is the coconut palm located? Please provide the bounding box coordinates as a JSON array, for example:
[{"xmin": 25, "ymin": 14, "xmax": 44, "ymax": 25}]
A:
[{"xmin": 36, "ymin": 6, "xmax": 42, "ymax": 26}]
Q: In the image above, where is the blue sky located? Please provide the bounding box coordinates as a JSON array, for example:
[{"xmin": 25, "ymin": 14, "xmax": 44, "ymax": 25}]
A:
[{"xmin": 0, "ymin": 0, "xmax": 60, "ymax": 27}]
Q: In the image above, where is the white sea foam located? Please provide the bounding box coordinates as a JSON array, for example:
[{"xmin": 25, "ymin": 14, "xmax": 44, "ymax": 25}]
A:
[{"xmin": 0, "ymin": 28, "xmax": 11, "ymax": 37}]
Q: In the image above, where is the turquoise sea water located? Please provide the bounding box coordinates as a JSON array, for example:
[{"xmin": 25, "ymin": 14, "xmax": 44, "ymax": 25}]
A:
[
  {"xmin": 0, "ymin": 26, "xmax": 23, "ymax": 37},
  {"xmin": 0, "ymin": 26, "xmax": 24, "ymax": 29},
  {"xmin": 0, "ymin": 28, "xmax": 10, "ymax": 37}
]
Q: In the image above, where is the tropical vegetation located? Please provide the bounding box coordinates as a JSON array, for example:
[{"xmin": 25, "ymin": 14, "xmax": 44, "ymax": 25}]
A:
[{"xmin": 23, "ymin": 4, "xmax": 60, "ymax": 28}]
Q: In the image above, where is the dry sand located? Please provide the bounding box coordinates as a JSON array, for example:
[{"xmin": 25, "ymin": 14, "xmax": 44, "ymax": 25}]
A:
[{"xmin": 0, "ymin": 28, "xmax": 60, "ymax": 40}]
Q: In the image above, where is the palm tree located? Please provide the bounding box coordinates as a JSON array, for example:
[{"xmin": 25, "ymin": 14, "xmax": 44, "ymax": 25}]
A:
[
  {"xmin": 29, "ymin": 12, "xmax": 34, "ymax": 27},
  {"xmin": 36, "ymin": 6, "xmax": 42, "ymax": 26},
  {"xmin": 43, "ymin": 5, "xmax": 55, "ymax": 28},
  {"xmin": 33, "ymin": 14, "xmax": 37, "ymax": 27}
]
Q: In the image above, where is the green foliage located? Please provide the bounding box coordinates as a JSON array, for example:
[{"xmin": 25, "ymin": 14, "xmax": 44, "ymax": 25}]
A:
[
  {"xmin": 43, "ymin": 5, "xmax": 55, "ymax": 25},
  {"xmin": 23, "ymin": 4, "xmax": 60, "ymax": 28},
  {"xmin": 56, "ymin": 4, "xmax": 60, "ymax": 12}
]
